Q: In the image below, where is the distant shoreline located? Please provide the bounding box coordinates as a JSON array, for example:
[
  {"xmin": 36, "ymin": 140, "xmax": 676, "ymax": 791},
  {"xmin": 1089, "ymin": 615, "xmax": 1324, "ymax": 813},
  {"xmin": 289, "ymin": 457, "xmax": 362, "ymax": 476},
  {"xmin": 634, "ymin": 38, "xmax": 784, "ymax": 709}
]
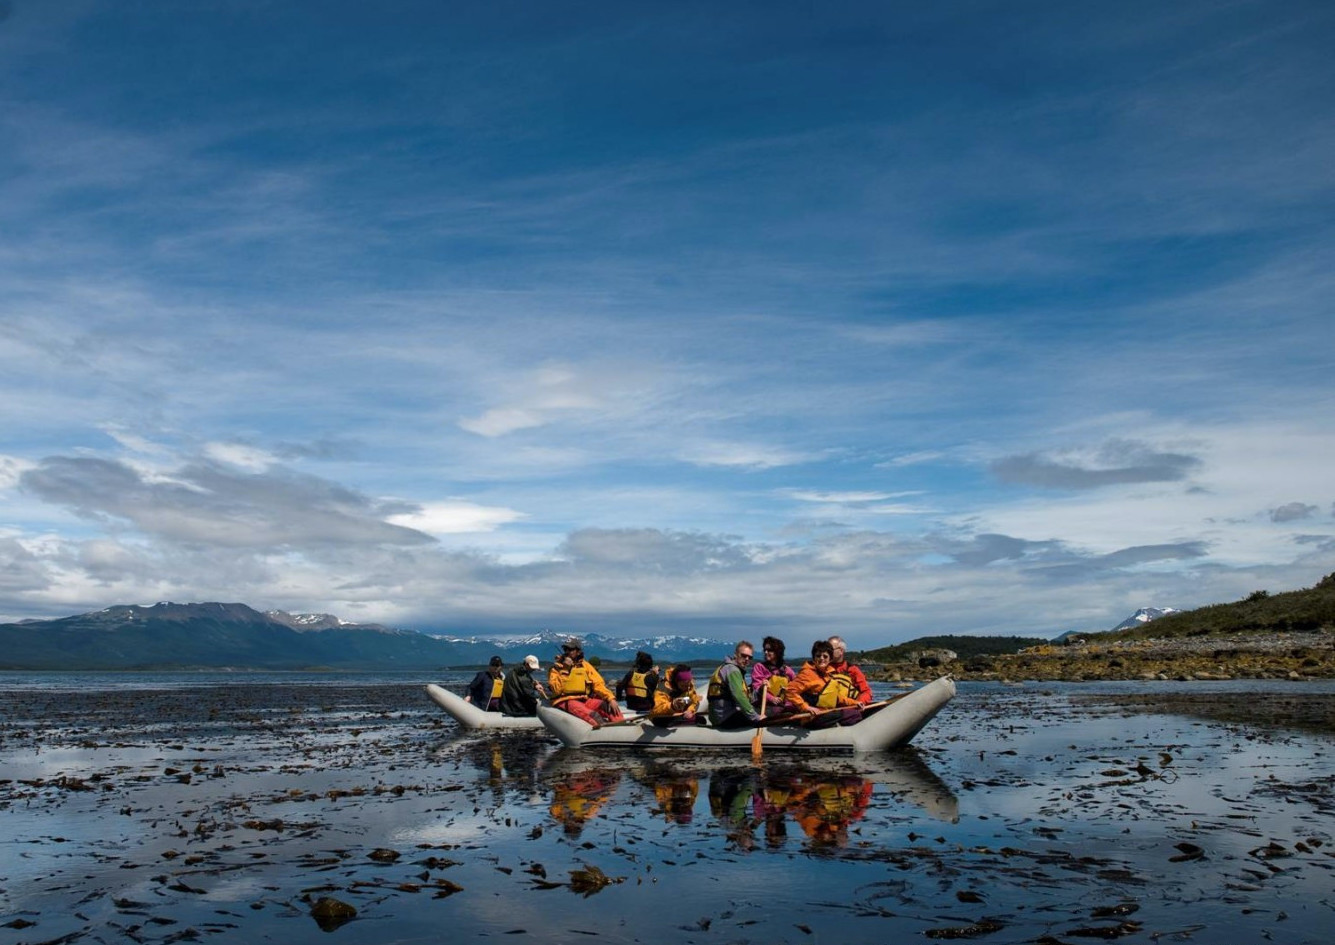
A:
[{"xmin": 868, "ymin": 630, "xmax": 1335, "ymax": 683}]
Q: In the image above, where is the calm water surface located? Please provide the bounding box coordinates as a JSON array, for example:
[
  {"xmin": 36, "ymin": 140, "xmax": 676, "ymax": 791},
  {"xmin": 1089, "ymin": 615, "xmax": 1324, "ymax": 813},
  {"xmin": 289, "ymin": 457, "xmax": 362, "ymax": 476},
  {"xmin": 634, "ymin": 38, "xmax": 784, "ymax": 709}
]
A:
[{"xmin": 1, "ymin": 673, "xmax": 1331, "ymax": 944}]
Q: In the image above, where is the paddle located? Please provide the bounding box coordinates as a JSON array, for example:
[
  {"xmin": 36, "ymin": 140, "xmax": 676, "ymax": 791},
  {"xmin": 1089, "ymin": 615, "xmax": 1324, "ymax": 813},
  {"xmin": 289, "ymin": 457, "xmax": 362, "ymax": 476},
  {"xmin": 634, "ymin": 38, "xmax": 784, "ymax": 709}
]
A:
[
  {"xmin": 597, "ymin": 714, "xmax": 650, "ymax": 728},
  {"xmin": 751, "ymin": 689, "xmax": 766, "ymax": 760}
]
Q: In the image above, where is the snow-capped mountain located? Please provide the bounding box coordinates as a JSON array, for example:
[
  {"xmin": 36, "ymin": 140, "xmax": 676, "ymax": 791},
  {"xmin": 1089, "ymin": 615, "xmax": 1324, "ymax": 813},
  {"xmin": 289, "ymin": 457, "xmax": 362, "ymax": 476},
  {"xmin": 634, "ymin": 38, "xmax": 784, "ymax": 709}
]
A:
[
  {"xmin": 266, "ymin": 610, "xmax": 392, "ymax": 632},
  {"xmin": 1110, "ymin": 607, "xmax": 1180, "ymax": 632}
]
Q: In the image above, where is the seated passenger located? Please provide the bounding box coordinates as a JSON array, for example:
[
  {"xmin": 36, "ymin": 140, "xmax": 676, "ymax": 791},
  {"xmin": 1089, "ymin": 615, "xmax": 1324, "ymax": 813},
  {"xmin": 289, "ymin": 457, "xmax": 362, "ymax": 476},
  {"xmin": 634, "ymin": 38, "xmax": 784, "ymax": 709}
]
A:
[
  {"xmin": 615, "ymin": 650, "xmax": 659, "ymax": 713},
  {"xmin": 828, "ymin": 635, "xmax": 873, "ymax": 705},
  {"xmin": 789, "ymin": 640, "xmax": 863, "ymax": 728},
  {"xmin": 750, "ymin": 635, "xmax": 797, "ymax": 717},
  {"xmin": 498, "ymin": 654, "xmax": 546, "ymax": 716},
  {"xmin": 650, "ymin": 665, "xmax": 703, "ymax": 726},
  {"xmin": 547, "ymin": 639, "xmax": 624, "ymax": 728},
  {"xmin": 464, "ymin": 655, "xmax": 505, "ymax": 712},
  {"xmin": 706, "ymin": 642, "xmax": 763, "ymax": 730}
]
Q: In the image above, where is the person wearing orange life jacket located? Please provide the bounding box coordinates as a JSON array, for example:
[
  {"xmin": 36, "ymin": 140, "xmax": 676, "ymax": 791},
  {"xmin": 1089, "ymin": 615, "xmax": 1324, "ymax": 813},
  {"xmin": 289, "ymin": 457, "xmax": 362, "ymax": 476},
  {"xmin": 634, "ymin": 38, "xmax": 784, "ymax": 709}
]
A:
[
  {"xmin": 464, "ymin": 655, "xmax": 505, "ymax": 712},
  {"xmin": 789, "ymin": 640, "xmax": 862, "ymax": 728},
  {"xmin": 547, "ymin": 639, "xmax": 624, "ymax": 727},
  {"xmin": 828, "ymin": 635, "xmax": 873, "ymax": 705},
  {"xmin": 650, "ymin": 665, "xmax": 703, "ymax": 726},
  {"xmin": 615, "ymin": 650, "xmax": 659, "ymax": 712}
]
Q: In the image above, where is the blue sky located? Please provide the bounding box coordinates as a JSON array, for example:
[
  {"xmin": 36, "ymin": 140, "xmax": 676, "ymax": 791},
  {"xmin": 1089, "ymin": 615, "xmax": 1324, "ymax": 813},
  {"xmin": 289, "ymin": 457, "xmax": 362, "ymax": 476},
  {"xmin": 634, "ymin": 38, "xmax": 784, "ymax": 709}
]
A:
[{"xmin": 2, "ymin": 0, "xmax": 1333, "ymax": 647}]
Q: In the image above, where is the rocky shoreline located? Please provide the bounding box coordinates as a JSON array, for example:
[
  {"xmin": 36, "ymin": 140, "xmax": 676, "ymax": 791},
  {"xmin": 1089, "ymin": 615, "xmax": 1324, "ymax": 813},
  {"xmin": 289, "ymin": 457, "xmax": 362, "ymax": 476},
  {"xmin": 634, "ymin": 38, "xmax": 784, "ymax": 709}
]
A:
[{"xmin": 870, "ymin": 630, "xmax": 1335, "ymax": 683}]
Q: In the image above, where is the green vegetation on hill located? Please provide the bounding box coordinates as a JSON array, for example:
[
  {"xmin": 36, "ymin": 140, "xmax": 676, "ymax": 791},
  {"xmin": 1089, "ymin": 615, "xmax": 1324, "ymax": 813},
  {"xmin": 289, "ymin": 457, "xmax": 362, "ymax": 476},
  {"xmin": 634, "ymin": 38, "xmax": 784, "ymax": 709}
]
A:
[
  {"xmin": 852, "ymin": 634, "xmax": 1049, "ymax": 663},
  {"xmin": 1092, "ymin": 573, "xmax": 1335, "ymax": 641}
]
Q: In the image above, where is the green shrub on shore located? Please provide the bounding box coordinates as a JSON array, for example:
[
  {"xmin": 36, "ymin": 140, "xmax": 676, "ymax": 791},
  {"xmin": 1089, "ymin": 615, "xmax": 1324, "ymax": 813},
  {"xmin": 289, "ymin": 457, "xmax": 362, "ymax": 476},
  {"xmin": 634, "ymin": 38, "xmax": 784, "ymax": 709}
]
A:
[{"xmin": 1089, "ymin": 572, "xmax": 1335, "ymax": 642}]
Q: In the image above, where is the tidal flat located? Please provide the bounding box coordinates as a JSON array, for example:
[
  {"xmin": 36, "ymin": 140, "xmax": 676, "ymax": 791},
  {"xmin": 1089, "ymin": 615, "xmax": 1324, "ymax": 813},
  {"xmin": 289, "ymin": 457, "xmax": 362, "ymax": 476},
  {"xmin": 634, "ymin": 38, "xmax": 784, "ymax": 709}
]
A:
[{"xmin": 1, "ymin": 673, "xmax": 1332, "ymax": 945}]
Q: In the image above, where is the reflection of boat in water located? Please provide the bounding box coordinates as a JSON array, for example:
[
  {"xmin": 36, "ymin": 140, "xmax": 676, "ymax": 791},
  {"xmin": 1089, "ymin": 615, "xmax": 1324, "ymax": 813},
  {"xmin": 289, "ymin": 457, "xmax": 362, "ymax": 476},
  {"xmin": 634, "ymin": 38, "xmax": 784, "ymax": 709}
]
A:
[
  {"xmin": 537, "ymin": 676, "xmax": 955, "ymax": 751},
  {"xmin": 539, "ymin": 746, "xmax": 959, "ymax": 833},
  {"xmin": 425, "ymin": 683, "xmax": 545, "ymax": 730}
]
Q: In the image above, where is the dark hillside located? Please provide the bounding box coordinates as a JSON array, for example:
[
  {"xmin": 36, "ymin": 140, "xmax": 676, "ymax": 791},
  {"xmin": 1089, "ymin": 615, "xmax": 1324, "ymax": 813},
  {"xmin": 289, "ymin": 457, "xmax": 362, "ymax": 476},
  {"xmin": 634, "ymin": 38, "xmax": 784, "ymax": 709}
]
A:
[
  {"xmin": 852, "ymin": 634, "xmax": 1049, "ymax": 663},
  {"xmin": 1091, "ymin": 573, "xmax": 1335, "ymax": 641}
]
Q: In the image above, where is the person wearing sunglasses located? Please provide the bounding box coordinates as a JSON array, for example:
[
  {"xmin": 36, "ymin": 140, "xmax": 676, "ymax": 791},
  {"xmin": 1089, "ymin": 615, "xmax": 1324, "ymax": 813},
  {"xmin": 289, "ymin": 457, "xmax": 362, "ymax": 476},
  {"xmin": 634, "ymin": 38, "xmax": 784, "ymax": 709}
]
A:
[{"xmin": 706, "ymin": 641, "xmax": 763, "ymax": 730}]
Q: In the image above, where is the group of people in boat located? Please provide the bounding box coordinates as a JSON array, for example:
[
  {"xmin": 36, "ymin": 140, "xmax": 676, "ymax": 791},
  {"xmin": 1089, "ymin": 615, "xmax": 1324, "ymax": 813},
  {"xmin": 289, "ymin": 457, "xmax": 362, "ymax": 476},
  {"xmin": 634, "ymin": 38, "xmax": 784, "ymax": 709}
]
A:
[{"xmin": 464, "ymin": 634, "xmax": 874, "ymax": 730}]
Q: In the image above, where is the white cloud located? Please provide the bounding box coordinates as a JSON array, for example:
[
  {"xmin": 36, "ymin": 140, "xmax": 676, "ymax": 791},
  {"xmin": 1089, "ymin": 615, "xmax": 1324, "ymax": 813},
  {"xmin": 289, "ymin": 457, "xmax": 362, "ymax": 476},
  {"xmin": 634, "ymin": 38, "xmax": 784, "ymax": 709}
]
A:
[
  {"xmin": 203, "ymin": 442, "xmax": 279, "ymax": 472},
  {"xmin": 679, "ymin": 442, "xmax": 813, "ymax": 470},
  {"xmin": 0, "ymin": 455, "xmax": 36, "ymax": 490},
  {"xmin": 457, "ymin": 362, "xmax": 607, "ymax": 437},
  {"xmin": 787, "ymin": 490, "xmax": 911, "ymax": 504},
  {"xmin": 386, "ymin": 501, "xmax": 525, "ymax": 535}
]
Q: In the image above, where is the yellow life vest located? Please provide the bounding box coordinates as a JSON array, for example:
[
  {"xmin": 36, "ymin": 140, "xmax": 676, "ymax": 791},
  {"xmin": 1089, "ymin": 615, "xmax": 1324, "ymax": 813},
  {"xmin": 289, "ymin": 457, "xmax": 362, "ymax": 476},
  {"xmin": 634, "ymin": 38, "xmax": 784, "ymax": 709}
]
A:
[
  {"xmin": 553, "ymin": 663, "xmax": 591, "ymax": 704},
  {"xmin": 815, "ymin": 671, "xmax": 855, "ymax": 709},
  {"xmin": 706, "ymin": 664, "xmax": 728, "ymax": 700},
  {"xmin": 626, "ymin": 671, "xmax": 650, "ymax": 700},
  {"xmin": 490, "ymin": 675, "xmax": 504, "ymax": 700},
  {"xmin": 766, "ymin": 674, "xmax": 789, "ymax": 697}
]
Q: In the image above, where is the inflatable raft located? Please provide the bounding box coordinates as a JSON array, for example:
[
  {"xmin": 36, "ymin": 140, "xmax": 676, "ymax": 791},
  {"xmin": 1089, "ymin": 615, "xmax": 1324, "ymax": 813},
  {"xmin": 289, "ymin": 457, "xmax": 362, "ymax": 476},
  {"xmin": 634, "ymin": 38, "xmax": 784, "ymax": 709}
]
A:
[{"xmin": 536, "ymin": 675, "xmax": 956, "ymax": 751}]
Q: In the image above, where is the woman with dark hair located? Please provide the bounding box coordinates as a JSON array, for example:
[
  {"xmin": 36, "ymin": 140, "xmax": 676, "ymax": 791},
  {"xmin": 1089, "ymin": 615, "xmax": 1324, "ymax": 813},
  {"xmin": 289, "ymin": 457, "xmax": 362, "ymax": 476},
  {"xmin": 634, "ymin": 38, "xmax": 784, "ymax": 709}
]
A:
[
  {"xmin": 615, "ymin": 650, "xmax": 659, "ymax": 712},
  {"xmin": 789, "ymin": 640, "xmax": 863, "ymax": 728},
  {"xmin": 749, "ymin": 636, "xmax": 797, "ymax": 715}
]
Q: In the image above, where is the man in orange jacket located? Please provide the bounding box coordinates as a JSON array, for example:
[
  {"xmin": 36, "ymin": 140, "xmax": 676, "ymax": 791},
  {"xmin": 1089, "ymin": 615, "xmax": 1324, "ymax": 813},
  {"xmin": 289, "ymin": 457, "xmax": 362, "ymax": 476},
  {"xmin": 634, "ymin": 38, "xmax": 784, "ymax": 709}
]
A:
[{"xmin": 828, "ymin": 636, "xmax": 873, "ymax": 705}]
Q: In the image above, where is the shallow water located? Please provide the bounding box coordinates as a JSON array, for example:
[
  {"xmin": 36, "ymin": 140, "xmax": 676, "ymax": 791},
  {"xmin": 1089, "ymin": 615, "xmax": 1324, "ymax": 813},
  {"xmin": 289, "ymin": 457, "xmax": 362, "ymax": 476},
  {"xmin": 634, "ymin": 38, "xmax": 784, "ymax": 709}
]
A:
[{"xmin": 1, "ymin": 674, "xmax": 1332, "ymax": 944}]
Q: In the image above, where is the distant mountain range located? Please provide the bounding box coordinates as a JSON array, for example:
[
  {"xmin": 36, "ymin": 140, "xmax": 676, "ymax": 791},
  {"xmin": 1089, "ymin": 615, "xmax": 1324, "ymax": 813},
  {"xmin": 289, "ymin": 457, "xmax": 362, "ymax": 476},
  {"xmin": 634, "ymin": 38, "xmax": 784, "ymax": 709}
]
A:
[{"xmin": 0, "ymin": 602, "xmax": 733, "ymax": 671}]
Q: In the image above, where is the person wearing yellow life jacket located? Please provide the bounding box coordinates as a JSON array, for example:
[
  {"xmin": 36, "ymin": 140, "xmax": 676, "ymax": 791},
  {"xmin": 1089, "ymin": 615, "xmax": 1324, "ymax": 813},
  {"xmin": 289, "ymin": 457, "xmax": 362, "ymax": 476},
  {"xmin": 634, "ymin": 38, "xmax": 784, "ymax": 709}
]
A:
[
  {"xmin": 615, "ymin": 650, "xmax": 659, "ymax": 712},
  {"xmin": 650, "ymin": 665, "xmax": 702, "ymax": 726},
  {"xmin": 749, "ymin": 636, "xmax": 798, "ymax": 716},
  {"xmin": 547, "ymin": 639, "xmax": 624, "ymax": 727},
  {"xmin": 828, "ymin": 636, "xmax": 873, "ymax": 705},
  {"xmin": 464, "ymin": 655, "xmax": 505, "ymax": 712},
  {"xmin": 789, "ymin": 640, "xmax": 862, "ymax": 728},
  {"xmin": 706, "ymin": 642, "xmax": 763, "ymax": 729}
]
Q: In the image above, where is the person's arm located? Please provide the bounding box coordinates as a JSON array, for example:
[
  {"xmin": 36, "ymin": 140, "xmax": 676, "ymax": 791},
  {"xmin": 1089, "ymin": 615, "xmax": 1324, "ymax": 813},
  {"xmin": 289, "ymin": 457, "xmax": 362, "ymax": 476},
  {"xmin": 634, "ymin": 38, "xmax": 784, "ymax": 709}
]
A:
[
  {"xmin": 588, "ymin": 665, "xmax": 616, "ymax": 702},
  {"xmin": 650, "ymin": 688, "xmax": 676, "ymax": 717},
  {"xmin": 788, "ymin": 665, "xmax": 818, "ymax": 705},
  {"xmin": 750, "ymin": 662, "xmax": 772, "ymax": 697},
  {"xmin": 849, "ymin": 665, "xmax": 873, "ymax": 704},
  {"xmin": 615, "ymin": 671, "xmax": 628, "ymax": 700}
]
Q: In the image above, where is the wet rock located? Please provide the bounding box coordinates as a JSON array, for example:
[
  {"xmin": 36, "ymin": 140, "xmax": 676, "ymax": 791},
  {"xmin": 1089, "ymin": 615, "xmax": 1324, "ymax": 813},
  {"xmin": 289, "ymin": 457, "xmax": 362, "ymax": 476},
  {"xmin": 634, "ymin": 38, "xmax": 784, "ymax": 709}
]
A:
[{"xmin": 310, "ymin": 896, "xmax": 357, "ymax": 931}]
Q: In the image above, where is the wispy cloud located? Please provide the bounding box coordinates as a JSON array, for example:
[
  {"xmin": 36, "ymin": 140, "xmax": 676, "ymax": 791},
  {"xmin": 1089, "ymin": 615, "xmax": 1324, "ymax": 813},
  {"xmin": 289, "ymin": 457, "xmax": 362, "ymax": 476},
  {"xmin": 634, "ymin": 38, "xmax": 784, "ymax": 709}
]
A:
[
  {"xmin": 991, "ymin": 440, "xmax": 1204, "ymax": 490},
  {"xmin": 1271, "ymin": 502, "xmax": 1319, "ymax": 523}
]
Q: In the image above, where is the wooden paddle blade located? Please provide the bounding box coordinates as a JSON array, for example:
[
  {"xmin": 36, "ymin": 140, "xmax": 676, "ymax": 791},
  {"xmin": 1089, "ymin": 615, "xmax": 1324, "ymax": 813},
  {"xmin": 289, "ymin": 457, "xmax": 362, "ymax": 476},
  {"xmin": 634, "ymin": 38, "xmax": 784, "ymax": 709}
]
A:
[{"xmin": 750, "ymin": 726, "xmax": 763, "ymax": 760}]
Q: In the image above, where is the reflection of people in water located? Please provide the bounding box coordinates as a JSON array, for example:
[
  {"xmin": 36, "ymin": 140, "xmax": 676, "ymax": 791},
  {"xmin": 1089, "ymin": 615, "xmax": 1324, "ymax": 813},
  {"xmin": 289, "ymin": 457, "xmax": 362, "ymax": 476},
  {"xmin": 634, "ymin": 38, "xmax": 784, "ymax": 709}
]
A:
[
  {"xmin": 454, "ymin": 737, "xmax": 545, "ymax": 801},
  {"xmin": 652, "ymin": 777, "xmax": 699, "ymax": 824},
  {"xmin": 703, "ymin": 765, "xmax": 875, "ymax": 851},
  {"xmin": 707, "ymin": 768, "xmax": 759, "ymax": 851},
  {"xmin": 788, "ymin": 775, "xmax": 873, "ymax": 849},
  {"xmin": 548, "ymin": 768, "xmax": 623, "ymax": 837}
]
